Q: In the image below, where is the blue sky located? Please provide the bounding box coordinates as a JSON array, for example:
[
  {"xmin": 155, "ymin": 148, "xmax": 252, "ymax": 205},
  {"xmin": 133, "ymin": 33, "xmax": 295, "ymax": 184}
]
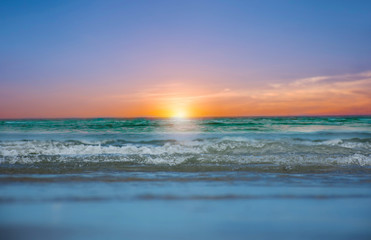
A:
[{"xmin": 1, "ymin": 0, "xmax": 370, "ymax": 117}]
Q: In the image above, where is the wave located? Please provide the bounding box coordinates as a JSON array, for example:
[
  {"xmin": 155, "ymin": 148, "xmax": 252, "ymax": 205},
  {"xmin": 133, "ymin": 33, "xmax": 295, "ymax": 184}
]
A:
[
  {"xmin": 1, "ymin": 137, "xmax": 370, "ymax": 168},
  {"xmin": 1, "ymin": 117, "xmax": 370, "ymax": 133}
]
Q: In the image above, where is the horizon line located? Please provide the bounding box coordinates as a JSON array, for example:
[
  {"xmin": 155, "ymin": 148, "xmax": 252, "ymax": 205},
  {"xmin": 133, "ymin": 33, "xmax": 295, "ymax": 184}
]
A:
[{"xmin": 1, "ymin": 114, "xmax": 370, "ymax": 121}]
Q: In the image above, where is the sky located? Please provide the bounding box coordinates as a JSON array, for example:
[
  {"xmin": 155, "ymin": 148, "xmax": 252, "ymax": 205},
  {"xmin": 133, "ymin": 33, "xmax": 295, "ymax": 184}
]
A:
[{"xmin": 1, "ymin": 0, "xmax": 371, "ymax": 118}]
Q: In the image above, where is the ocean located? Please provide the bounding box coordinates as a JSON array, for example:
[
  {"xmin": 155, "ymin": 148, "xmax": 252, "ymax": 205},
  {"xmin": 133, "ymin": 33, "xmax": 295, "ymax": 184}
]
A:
[{"xmin": 1, "ymin": 117, "xmax": 371, "ymax": 240}]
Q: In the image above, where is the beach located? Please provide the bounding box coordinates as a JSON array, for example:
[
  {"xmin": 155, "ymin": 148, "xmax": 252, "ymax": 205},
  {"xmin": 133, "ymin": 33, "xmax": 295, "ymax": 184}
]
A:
[{"xmin": 1, "ymin": 117, "xmax": 371, "ymax": 239}]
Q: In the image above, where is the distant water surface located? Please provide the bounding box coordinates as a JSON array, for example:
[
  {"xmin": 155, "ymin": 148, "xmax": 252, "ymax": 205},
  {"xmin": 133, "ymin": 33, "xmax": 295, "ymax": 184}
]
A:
[{"xmin": 1, "ymin": 117, "xmax": 370, "ymax": 240}]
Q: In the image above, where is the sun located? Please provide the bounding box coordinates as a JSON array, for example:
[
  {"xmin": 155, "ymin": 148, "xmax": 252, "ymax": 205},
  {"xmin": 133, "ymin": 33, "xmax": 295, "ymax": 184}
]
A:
[{"xmin": 171, "ymin": 109, "xmax": 188, "ymax": 119}]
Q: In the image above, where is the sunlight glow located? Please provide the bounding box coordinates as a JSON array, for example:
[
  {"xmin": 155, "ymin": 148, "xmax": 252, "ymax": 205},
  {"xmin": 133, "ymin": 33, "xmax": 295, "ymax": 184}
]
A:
[{"xmin": 171, "ymin": 109, "xmax": 187, "ymax": 119}]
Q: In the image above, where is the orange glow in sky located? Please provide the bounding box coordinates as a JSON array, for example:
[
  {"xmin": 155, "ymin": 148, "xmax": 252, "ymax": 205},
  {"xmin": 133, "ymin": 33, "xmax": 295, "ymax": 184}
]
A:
[
  {"xmin": 1, "ymin": 71, "xmax": 370, "ymax": 118},
  {"xmin": 1, "ymin": 1, "xmax": 371, "ymax": 118}
]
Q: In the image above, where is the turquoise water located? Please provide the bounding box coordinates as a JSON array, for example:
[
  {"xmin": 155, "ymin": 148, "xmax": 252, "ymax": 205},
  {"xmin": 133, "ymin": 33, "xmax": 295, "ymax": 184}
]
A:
[{"xmin": 1, "ymin": 117, "xmax": 371, "ymax": 239}]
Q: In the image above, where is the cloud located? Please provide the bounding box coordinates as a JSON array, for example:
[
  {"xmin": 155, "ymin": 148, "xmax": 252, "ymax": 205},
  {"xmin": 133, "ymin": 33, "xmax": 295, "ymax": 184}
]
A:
[
  {"xmin": 107, "ymin": 70, "xmax": 371, "ymax": 116},
  {"xmin": 290, "ymin": 71, "xmax": 371, "ymax": 87}
]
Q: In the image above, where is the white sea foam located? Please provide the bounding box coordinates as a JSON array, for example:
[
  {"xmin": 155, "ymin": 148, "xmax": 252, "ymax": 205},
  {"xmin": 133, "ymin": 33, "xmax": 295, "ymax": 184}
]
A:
[{"xmin": 1, "ymin": 137, "xmax": 370, "ymax": 166}]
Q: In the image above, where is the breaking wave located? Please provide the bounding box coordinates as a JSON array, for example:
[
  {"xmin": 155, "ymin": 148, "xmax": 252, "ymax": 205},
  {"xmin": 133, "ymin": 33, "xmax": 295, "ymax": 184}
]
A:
[
  {"xmin": 1, "ymin": 117, "xmax": 370, "ymax": 173},
  {"xmin": 1, "ymin": 136, "xmax": 370, "ymax": 168}
]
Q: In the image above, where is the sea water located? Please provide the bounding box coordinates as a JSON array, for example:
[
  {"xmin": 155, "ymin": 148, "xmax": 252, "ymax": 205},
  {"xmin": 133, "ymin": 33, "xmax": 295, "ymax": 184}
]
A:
[{"xmin": 0, "ymin": 117, "xmax": 371, "ymax": 239}]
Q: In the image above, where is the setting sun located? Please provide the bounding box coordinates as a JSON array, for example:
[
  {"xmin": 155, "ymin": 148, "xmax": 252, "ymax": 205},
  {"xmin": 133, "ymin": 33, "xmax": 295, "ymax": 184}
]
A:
[
  {"xmin": 171, "ymin": 109, "xmax": 187, "ymax": 119},
  {"xmin": 1, "ymin": 1, "xmax": 371, "ymax": 239}
]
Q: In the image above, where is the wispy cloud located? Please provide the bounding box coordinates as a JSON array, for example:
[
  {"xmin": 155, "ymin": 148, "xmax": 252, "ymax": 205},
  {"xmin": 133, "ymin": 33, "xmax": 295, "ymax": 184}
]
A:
[
  {"xmin": 102, "ymin": 70, "xmax": 371, "ymax": 117},
  {"xmin": 290, "ymin": 71, "xmax": 371, "ymax": 87}
]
